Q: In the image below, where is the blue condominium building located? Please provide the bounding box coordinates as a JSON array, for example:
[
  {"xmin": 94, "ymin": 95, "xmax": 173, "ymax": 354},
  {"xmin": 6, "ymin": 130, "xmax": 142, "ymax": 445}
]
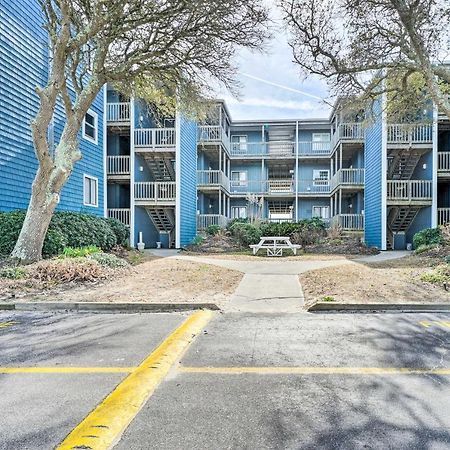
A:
[{"xmin": 2, "ymin": 0, "xmax": 450, "ymax": 251}]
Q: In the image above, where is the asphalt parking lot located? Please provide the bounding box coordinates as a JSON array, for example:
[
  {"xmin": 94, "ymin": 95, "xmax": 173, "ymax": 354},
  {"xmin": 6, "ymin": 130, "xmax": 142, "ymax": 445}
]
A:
[{"xmin": 0, "ymin": 310, "xmax": 449, "ymax": 449}]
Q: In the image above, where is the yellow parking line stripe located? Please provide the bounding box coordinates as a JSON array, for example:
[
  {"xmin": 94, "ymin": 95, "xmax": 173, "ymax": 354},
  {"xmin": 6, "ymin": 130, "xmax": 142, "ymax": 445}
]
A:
[
  {"xmin": 57, "ymin": 310, "xmax": 213, "ymax": 450},
  {"xmin": 0, "ymin": 367, "xmax": 135, "ymax": 374},
  {"xmin": 0, "ymin": 321, "xmax": 19, "ymax": 328},
  {"xmin": 179, "ymin": 366, "xmax": 450, "ymax": 375}
]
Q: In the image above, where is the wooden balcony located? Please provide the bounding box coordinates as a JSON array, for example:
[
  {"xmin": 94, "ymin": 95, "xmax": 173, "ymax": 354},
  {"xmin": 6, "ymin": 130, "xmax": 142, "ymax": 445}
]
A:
[
  {"xmin": 197, "ymin": 170, "xmax": 230, "ymax": 191},
  {"xmin": 331, "ymin": 214, "xmax": 364, "ymax": 231},
  {"xmin": 197, "ymin": 125, "xmax": 230, "ymax": 151},
  {"xmin": 229, "ymin": 141, "xmax": 295, "ymax": 158},
  {"xmin": 298, "ymin": 141, "xmax": 331, "ymax": 157},
  {"xmin": 134, "ymin": 182, "xmax": 176, "ymax": 205},
  {"xmin": 107, "ymin": 208, "xmax": 131, "ymax": 227},
  {"xmin": 387, "ymin": 124, "xmax": 433, "ymax": 148},
  {"xmin": 107, "ymin": 102, "xmax": 130, "ymax": 124},
  {"xmin": 438, "ymin": 208, "xmax": 450, "ymax": 225},
  {"xmin": 387, "ymin": 180, "xmax": 432, "ymax": 205},
  {"xmin": 134, "ymin": 128, "xmax": 176, "ymax": 152},
  {"xmin": 438, "ymin": 152, "xmax": 450, "ymax": 177},
  {"xmin": 332, "ymin": 123, "xmax": 364, "ymax": 149},
  {"xmin": 229, "ymin": 179, "xmax": 296, "ymax": 196},
  {"xmin": 197, "ymin": 214, "xmax": 229, "ymax": 230},
  {"xmin": 107, "ymin": 156, "xmax": 130, "ymax": 180},
  {"xmin": 331, "ymin": 168, "xmax": 365, "ymax": 191}
]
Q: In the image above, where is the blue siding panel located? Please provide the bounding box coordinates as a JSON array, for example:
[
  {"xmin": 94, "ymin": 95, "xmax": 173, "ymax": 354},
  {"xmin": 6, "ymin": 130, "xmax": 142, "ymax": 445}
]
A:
[
  {"xmin": 179, "ymin": 117, "xmax": 197, "ymax": 246},
  {"xmin": 364, "ymin": 100, "xmax": 383, "ymax": 248},
  {"xmin": 0, "ymin": 0, "xmax": 104, "ymax": 215}
]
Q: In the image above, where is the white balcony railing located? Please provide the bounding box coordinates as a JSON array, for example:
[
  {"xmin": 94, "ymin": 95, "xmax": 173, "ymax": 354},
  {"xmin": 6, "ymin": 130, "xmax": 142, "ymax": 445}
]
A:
[
  {"xmin": 107, "ymin": 155, "xmax": 130, "ymax": 175},
  {"xmin": 298, "ymin": 179, "xmax": 331, "ymax": 194},
  {"xmin": 387, "ymin": 124, "xmax": 433, "ymax": 144},
  {"xmin": 107, "ymin": 208, "xmax": 131, "ymax": 227},
  {"xmin": 134, "ymin": 182, "xmax": 176, "ymax": 202},
  {"xmin": 230, "ymin": 141, "xmax": 295, "ymax": 157},
  {"xmin": 298, "ymin": 141, "xmax": 332, "ymax": 156},
  {"xmin": 438, "ymin": 152, "xmax": 450, "ymax": 172},
  {"xmin": 197, "ymin": 125, "xmax": 230, "ymax": 151},
  {"xmin": 197, "ymin": 170, "xmax": 230, "ymax": 190},
  {"xmin": 268, "ymin": 179, "xmax": 294, "ymax": 193},
  {"xmin": 268, "ymin": 141, "xmax": 295, "ymax": 156},
  {"xmin": 134, "ymin": 128, "xmax": 175, "ymax": 149},
  {"xmin": 438, "ymin": 208, "xmax": 450, "ymax": 225},
  {"xmin": 332, "ymin": 123, "xmax": 364, "ymax": 148},
  {"xmin": 197, "ymin": 214, "xmax": 229, "ymax": 230},
  {"xmin": 331, "ymin": 168, "xmax": 365, "ymax": 189},
  {"xmin": 387, "ymin": 180, "xmax": 432, "ymax": 201},
  {"xmin": 331, "ymin": 214, "xmax": 364, "ymax": 231},
  {"xmin": 107, "ymin": 102, "xmax": 130, "ymax": 123}
]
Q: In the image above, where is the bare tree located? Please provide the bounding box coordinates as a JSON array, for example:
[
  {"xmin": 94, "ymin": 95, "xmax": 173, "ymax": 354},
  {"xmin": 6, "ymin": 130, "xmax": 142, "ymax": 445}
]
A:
[
  {"xmin": 279, "ymin": 0, "xmax": 450, "ymax": 119},
  {"xmin": 12, "ymin": 0, "xmax": 270, "ymax": 263}
]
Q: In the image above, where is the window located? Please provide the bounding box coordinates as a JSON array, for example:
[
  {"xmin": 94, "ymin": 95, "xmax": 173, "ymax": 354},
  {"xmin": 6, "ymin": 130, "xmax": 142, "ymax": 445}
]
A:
[
  {"xmin": 83, "ymin": 175, "xmax": 98, "ymax": 207},
  {"xmin": 312, "ymin": 206, "xmax": 330, "ymax": 219},
  {"xmin": 312, "ymin": 133, "xmax": 331, "ymax": 142},
  {"xmin": 231, "ymin": 135, "xmax": 248, "ymax": 154},
  {"xmin": 83, "ymin": 110, "xmax": 98, "ymax": 144},
  {"xmin": 232, "ymin": 206, "xmax": 247, "ymax": 219},
  {"xmin": 313, "ymin": 170, "xmax": 330, "ymax": 186},
  {"xmin": 231, "ymin": 171, "xmax": 248, "ymax": 187},
  {"xmin": 312, "ymin": 133, "xmax": 331, "ymax": 152}
]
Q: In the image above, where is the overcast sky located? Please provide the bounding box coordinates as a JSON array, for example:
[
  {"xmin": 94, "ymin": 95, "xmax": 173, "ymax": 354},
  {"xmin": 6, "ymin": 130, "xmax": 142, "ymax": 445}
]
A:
[{"xmin": 218, "ymin": 7, "xmax": 332, "ymax": 122}]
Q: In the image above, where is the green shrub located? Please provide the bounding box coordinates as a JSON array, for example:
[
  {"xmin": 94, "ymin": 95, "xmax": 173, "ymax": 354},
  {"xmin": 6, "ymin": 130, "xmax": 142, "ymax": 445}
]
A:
[
  {"xmin": 414, "ymin": 243, "xmax": 439, "ymax": 254},
  {"xmin": 413, "ymin": 228, "xmax": 442, "ymax": 249},
  {"xmin": 61, "ymin": 246, "xmax": 101, "ymax": 258},
  {"xmin": 420, "ymin": 265, "xmax": 450, "ymax": 284},
  {"xmin": 206, "ymin": 225, "xmax": 222, "ymax": 236},
  {"xmin": 88, "ymin": 252, "xmax": 129, "ymax": 268},
  {"xmin": 104, "ymin": 218, "xmax": 129, "ymax": 246},
  {"xmin": 322, "ymin": 295, "xmax": 335, "ymax": 302},
  {"xmin": 229, "ymin": 222, "xmax": 262, "ymax": 246},
  {"xmin": 0, "ymin": 266, "xmax": 27, "ymax": 279},
  {"xmin": 191, "ymin": 235, "xmax": 205, "ymax": 246},
  {"xmin": 0, "ymin": 210, "xmax": 118, "ymax": 258}
]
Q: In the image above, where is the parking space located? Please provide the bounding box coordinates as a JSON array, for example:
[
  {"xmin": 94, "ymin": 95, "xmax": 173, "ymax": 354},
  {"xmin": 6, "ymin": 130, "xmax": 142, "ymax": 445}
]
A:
[{"xmin": 0, "ymin": 311, "xmax": 189, "ymax": 450}]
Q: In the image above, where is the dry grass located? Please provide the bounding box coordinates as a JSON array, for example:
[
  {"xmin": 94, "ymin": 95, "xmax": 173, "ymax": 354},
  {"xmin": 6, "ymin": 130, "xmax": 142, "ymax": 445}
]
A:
[
  {"xmin": 300, "ymin": 255, "xmax": 450, "ymax": 306},
  {"xmin": 27, "ymin": 257, "xmax": 243, "ymax": 306}
]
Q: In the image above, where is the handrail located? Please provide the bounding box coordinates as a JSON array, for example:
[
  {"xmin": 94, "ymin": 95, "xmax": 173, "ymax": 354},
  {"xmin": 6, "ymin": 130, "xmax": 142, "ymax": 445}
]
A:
[
  {"xmin": 134, "ymin": 128, "xmax": 176, "ymax": 148},
  {"xmin": 387, "ymin": 123, "xmax": 433, "ymax": 144},
  {"xmin": 107, "ymin": 155, "xmax": 130, "ymax": 175},
  {"xmin": 107, "ymin": 208, "xmax": 131, "ymax": 227},
  {"xmin": 107, "ymin": 102, "xmax": 130, "ymax": 122},
  {"xmin": 386, "ymin": 180, "xmax": 432, "ymax": 200},
  {"xmin": 134, "ymin": 182, "xmax": 176, "ymax": 201}
]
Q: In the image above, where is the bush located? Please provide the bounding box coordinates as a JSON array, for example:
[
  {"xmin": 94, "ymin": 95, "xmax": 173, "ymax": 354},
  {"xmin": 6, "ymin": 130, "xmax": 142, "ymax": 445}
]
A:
[
  {"xmin": 31, "ymin": 258, "xmax": 105, "ymax": 283},
  {"xmin": 191, "ymin": 235, "xmax": 205, "ymax": 246},
  {"xmin": 420, "ymin": 265, "xmax": 450, "ymax": 284},
  {"xmin": 0, "ymin": 266, "xmax": 27, "ymax": 280},
  {"xmin": 0, "ymin": 210, "xmax": 119, "ymax": 258},
  {"xmin": 413, "ymin": 228, "xmax": 442, "ymax": 249},
  {"xmin": 104, "ymin": 218, "xmax": 129, "ymax": 246},
  {"xmin": 414, "ymin": 243, "xmax": 440, "ymax": 254},
  {"xmin": 229, "ymin": 222, "xmax": 262, "ymax": 246},
  {"xmin": 88, "ymin": 252, "xmax": 129, "ymax": 268},
  {"xmin": 205, "ymin": 225, "xmax": 222, "ymax": 236},
  {"xmin": 60, "ymin": 246, "xmax": 101, "ymax": 258}
]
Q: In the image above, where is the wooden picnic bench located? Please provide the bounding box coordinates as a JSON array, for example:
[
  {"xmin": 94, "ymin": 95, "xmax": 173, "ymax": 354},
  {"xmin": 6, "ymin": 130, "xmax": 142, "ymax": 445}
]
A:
[{"xmin": 249, "ymin": 236, "xmax": 301, "ymax": 257}]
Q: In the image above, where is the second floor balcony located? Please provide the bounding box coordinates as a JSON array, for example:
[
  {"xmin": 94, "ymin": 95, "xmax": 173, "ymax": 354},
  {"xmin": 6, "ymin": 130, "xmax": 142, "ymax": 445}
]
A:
[
  {"xmin": 197, "ymin": 170, "xmax": 230, "ymax": 191},
  {"xmin": 387, "ymin": 124, "xmax": 433, "ymax": 147},
  {"xmin": 107, "ymin": 155, "xmax": 130, "ymax": 177},
  {"xmin": 230, "ymin": 141, "xmax": 295, "ymax": 158},
  {"xmin": 134, "ymin": 182, "xmax": 176, "ymax": 204},
  {"xmin": 387, "ymin": 180, "xmax": 432, "ymax": 204},
  {"xmin": 438, "ymin": 152, "xmax": 450, "ymax": 175},
  {"xmin": 227, "ymin": 179, "xmax": 331, "ymax": 195},
  {"xmin": 331, "ymin": 168, "xmax": 365, "ymax": 191}
]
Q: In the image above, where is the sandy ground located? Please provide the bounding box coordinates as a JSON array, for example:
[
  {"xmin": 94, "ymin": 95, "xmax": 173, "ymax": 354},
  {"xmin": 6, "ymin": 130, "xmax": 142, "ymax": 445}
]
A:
[
  {"xmin": 300, "ymin": 256, "xmax": 450, "ymax": 306},
  {"xmin": 6, "ymin": 258, "xmax": 243, "ymax": 306}
]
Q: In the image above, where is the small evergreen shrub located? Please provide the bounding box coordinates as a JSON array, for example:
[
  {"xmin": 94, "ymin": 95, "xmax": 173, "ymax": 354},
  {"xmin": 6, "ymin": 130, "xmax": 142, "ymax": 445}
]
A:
[
  {"xmin": 414, "ymin": 243, "xmax": 439, "ymax": 255},
  {"xmin": 206, "ymin": 225, "xmax": 221, "ymax": 236},
  {"xmin": 420, "ymin": 265, "xmax": 450, "ymax": 284},
  {"xmin": 413, "ymin": 227, "xmax": 442, "ymax": 249},
  {"xmin": 60, "ymin": 246, "xmax": 101, "ymax": 258},
  {"xmin": 88, "ymin": 252, "xmax": 129, "ymax": 268},
  {"xmin": 229, "ymin": 222, "xmax": 262, "ymax": 246},
  {"xmin": 0, "ymin": 266, "xmax": 27, "ymax": 280},
  {"xmin": 191, "ymin": 235, "xmax": 205, "ymax": 246},
  {"xmin": 104, "ymin": 218, "xmax": 129, "ymax": 246}
]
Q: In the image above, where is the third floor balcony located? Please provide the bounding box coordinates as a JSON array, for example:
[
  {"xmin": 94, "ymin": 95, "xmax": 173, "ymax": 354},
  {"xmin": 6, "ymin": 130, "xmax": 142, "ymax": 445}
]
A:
[
  {"xmin": 387, "ymin": 124, "xmax": 433, "ymax": 147},
  {"xmin": 197, "ymin": 170, "xmax": 230, "ymax": 191},
  {"xmin": 107, "ymin": 102, "xmax": 131, "ymax": 124}
]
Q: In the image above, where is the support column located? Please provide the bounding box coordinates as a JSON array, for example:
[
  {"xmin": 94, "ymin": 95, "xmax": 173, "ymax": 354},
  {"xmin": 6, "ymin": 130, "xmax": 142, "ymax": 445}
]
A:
[
  {"xmin": 218, "ymin": 191, "xmax": 222, "ymax": 215},
  {"xmin": 339, "ymin": 188, "xmax": 342, "ymax": 215},
  {"xmin": 339, "ymin": 143, "xmax": 343, "ymax": 170}
]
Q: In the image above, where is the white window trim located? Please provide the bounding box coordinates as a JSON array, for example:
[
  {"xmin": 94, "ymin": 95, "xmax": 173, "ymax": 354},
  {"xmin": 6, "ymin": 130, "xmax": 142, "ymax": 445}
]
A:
[
  {"xmin": 83, "ymin": 174, "xmax": 98, "ymax": 207},
  {"xmin": 312, "ymin": 205, "xmax": 330, "ymax": 219},
  {"xmin": 231, "ymin": 135, "xmax": 248, "ymax": 153},
  {"xmin": 313, "ymin": 169, "xmax": 330, "ymax": 186},
  {"xmin": 312, "ymin": 132, "xmax": 331, "ymax": 142},
  {"xmin": 232, "ymin": 206, "xmax": 247, "ymax": 219},
  {"xmin": 83, "ymin": 109, "xmax": 98, "ymax": 144},
  {"xmin": 230, "ymin": 170, "xmax": 248, "ymax": 187}
]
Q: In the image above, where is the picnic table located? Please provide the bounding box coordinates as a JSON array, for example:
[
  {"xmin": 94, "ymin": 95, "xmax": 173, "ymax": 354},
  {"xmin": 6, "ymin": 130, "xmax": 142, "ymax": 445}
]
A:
[{"xmin": 249, "ymin": 236, "xmax": 301, "ymax": 257}]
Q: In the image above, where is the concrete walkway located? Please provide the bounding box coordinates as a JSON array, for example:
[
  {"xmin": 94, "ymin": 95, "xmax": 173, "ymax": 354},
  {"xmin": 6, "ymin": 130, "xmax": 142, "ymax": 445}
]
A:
[{"xmin": 174, "ymin": 251, "xmax": 411, "ymax": 313}]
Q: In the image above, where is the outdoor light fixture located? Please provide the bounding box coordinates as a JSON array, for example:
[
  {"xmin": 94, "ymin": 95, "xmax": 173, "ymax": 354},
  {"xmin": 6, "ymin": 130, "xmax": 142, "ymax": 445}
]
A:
[
  {"xmin": 423, "ymin": 163, "xmax": 427, "ymax": 169},
  {"xmin": 139, "ymin": 166, "xmax": 143, "ymax": 172}
]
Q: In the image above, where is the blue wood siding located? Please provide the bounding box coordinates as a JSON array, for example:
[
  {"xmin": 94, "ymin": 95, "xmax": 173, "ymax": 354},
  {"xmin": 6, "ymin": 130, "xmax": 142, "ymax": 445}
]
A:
[
  {"xmin": 364, "ymin": 100, "xmax": 383, "ymax": 248},
  {"xmin": 0, "ymin": 0, "xmax": 104, "ymax": 215},
  {"xmin": 179, "ymin": 117, "xmax": 197, "ymax": 246}
]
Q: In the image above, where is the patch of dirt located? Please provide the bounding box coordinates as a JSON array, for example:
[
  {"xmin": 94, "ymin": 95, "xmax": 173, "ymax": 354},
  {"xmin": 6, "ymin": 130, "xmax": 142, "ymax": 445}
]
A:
[
  {"xmin": 185, "ymin": 234, "xmax": 241, "ymax": 253},
  {"xmin": 300, "ymin": 255, "xmax": 450, "ymax": 306},
  {"xmin": 18, "ymin": 258, "xmax": 242, "ymax": 306},
  {"xmin": 182, "ymin": 252, "xmax": 356, "ymax": 261},
  {"xmin": 304, "ymin": 238, "xmax": 379, "ymax": 255}
]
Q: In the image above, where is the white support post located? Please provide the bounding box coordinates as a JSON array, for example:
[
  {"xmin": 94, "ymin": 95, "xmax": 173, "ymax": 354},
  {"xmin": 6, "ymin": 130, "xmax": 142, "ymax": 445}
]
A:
[
  {"xmin": 330, "ymin": 196, "xmax": 334, "ymax": 218},
  {"xmin": 381, "ymin": 91, "xmax": 388, "ymax": 250},
  {"xmin": 218, "ymin": 192, "xmax": 222, "ymax": 215},
  {"xmin": 431, "ymin": 104, "xmax": 438, "ymax": 228},
  {"xmin": 295, "ymin": 120, "xmax": 299, "ymax": 222},
  {"xmin": 339, "ymin": 189, "xmax": 342, "ymax": 215},
  {"xmin": 102, "ymin": 85, "xmax": 108, "ymax": 218},
  {"xmin": 218, "ymin": 147, "xmax": 222, "ymax": 172},
  {"xmin": 129, "ymin": 97, "xmax": 136, "ymax": 248},
  {"xmin": 339, "ymin": 143, "xmax": 343, "ymax": 170}
]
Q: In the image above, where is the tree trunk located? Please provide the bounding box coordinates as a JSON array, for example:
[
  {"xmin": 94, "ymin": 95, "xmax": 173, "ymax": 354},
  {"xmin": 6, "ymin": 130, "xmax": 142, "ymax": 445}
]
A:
[{"xmin": 10, "ymin": 166, "xmax": 64, "ymax": 263}]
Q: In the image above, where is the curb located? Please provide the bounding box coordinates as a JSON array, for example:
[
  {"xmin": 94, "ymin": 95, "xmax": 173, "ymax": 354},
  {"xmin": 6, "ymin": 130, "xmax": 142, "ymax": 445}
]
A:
[
  {"xmin": 0, "ymin": 302, "xmax": 221, "ymax": 313},
  {"xmin": 308, "ymin": 302, "xmax": 450, "ymax": 313}
]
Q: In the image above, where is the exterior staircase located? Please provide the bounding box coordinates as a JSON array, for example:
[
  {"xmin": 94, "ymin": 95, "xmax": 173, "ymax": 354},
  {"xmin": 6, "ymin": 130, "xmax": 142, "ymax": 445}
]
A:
[
  {"xmin": 387, "ymin": 150, "xmax": 422, "ymax": 180},
  {"xmin": 386, "ymin": 206, "xmax": 420, "ymax": 250},
  {"xmin": 144, "ymin": 157, "xmax": 175, "ymax": 181},
  {"xmin": 145, "ymin": 207, "xmax": 176, "ymax": 248}
]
